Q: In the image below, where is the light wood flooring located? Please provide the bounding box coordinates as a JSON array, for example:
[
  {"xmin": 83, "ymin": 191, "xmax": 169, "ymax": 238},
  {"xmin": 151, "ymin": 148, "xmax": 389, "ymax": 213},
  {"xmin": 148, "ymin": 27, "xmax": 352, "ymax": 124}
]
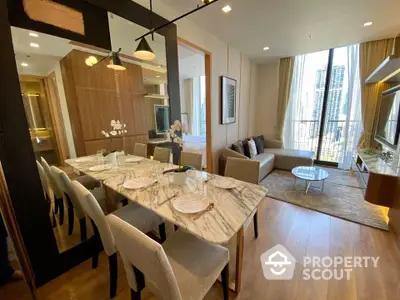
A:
[{"xmin": 1, "ymin": 197, "xmax": 400, "ymax": 300}]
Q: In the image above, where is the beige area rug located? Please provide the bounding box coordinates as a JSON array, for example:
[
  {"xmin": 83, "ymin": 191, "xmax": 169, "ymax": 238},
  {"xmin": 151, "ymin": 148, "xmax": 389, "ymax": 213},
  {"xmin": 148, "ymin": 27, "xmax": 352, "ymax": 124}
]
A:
[{"xmin": 260, "ymin": 168, "xmax": 389, "ymax": 230}]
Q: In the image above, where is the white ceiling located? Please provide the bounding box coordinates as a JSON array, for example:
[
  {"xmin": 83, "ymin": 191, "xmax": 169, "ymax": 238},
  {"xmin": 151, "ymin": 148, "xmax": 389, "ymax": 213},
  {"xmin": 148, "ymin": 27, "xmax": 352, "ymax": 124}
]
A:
[
  {"xmin": 160, "ymin": 0, "xmax": 400, "ymax": 62},
  {"xmin": 11, "ymin": 14, "xmax": 167, "ymax": 82}
]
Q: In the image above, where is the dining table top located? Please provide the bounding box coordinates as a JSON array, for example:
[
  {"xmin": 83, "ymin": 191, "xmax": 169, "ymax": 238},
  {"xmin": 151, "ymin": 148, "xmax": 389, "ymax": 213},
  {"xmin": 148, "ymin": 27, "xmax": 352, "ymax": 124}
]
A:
[{"xmin": 65, "ymin": 154, "xmax": 268, "ymax": 245}]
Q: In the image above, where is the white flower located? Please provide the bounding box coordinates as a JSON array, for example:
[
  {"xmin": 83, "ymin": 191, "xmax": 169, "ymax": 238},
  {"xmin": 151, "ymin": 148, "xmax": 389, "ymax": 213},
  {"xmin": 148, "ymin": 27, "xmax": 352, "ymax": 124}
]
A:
[
  {"xmin": 124, "ymin": 130, "xmax": 128, "ymax": 133},
  {"xmin": 123, "ymin": 124, "xmax": 127, "ymax": 128},
  {"xmin": 110, "ymin": 130, "xmax": 117, "ymax": 136},
  {"xmin": 105, "ymin": 133, "xmax": 110, "ymax": 138},
  {"xmin": 101, "ymin": 130, "xmax": 107, "ymax": 137},
  {"xmin": 174, "ymin": 120, "xmax": 182, "ymax": 130},
  {"xmin": 118, "ymin": 130, "xmax": 121, "ymax": 135},
  {"xmin": 110, "ymin": 120, "xmax": 116, "ymax": 126}
]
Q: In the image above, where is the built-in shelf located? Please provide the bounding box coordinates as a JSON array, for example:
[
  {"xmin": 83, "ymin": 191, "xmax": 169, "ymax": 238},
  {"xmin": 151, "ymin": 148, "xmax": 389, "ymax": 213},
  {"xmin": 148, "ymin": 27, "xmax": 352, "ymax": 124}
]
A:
[{"xmin": 144, "ymin": 94, "xmax": 169, "ymax": 100}]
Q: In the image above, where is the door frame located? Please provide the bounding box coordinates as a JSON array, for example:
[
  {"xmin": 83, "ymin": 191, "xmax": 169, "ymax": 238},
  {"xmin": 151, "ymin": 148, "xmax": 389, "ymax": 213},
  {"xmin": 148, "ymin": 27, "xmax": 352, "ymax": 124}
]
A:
[{"xmin": 177, "ymin": 37, "xmax": 213, "ymax": 172}]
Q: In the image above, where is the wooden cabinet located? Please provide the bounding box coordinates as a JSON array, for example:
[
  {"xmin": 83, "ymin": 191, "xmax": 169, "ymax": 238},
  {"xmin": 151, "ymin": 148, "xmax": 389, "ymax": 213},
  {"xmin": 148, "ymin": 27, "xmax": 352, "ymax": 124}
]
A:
[{"xmin": 60, "ymin": 49, "xmax": 148, "ymax": 156}]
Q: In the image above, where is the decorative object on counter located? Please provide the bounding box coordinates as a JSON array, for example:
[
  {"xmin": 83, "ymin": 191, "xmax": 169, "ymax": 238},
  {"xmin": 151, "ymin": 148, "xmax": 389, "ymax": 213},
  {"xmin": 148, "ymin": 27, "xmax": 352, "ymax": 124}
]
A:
[
  {"xmin": 378, "ymin": 151, "xmax": 395, "ymax": 162},
  {"xmin": 169, "ymin": 120, "xmax": 185, "ymax": 165},
  {"xmin": 221, "ymin": 76, "xmax": 237, "ymax": 124},
  {"xmin": 101, "ymin": 120, "xmax": 127, "ymax": 138}
]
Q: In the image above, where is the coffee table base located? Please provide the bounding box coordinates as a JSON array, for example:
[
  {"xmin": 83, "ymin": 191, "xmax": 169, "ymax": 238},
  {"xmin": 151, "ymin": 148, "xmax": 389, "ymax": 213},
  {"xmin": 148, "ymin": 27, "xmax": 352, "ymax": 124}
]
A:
[{"xmin": 293, "ymin": 177, "xmax": 325, "ymax": 194}]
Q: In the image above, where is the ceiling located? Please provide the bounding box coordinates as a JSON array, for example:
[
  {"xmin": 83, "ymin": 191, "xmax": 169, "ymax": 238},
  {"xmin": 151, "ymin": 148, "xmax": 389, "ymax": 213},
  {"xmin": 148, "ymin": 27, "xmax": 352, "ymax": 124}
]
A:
[
  {"xmin": 160, "ymin": 0, "xmax": 400, "ymax": 62},
  {"xmin": 11, "ymin": 13, "xmax": 167, "ymax": 83}
]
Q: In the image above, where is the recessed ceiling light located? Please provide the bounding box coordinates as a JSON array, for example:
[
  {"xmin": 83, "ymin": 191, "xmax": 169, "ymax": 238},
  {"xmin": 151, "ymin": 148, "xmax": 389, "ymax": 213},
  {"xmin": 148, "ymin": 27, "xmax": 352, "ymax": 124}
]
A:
[
  {"xmin": 309, "ymin": 35, "xmax": 313, "ymax": 39},
  {"xmin": 21, "ymin": 62, "xmax": 28, "ymax": 67},
  {"xmin": 156, "ymin": 75, "xmax": 160, "ymax": 78},
  {"xmin": 263, "ymin": 46, "xmax": 270, "ymax": 51},
  {"xmin": 364, "ymin": 21, "xmax": 373, "ymax": 27},
  {"xmin": 30, "ymin": 42, "xmax": 39, "ymax": 48},
  {"xmin": 29, "ymin": 32, "xmax": 38, "ymax": 37},
  {"xmin": 222, "ymin": 5, "xmax": 232, "ymax": 13}
]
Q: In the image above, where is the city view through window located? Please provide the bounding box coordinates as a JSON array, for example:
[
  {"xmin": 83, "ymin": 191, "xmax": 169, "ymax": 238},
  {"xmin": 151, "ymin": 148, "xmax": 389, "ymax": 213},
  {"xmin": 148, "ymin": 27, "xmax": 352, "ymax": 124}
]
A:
[{"xmin": 286, "ymin": 46, "xmax": 362, "ymax": 164}]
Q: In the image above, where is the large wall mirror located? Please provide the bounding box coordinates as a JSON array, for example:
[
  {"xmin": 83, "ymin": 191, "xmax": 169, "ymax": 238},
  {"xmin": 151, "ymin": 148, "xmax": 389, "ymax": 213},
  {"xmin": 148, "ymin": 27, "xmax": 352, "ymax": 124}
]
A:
[{"xmin": 1, "ymin": 0, "xmax": 179, "ymax": 285}]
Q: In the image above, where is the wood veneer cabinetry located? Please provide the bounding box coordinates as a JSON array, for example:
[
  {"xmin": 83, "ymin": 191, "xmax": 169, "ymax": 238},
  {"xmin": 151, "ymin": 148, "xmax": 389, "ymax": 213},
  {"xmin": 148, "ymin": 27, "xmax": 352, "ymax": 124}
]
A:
[{"xmin": 60, "ymin": 49, "xmax": 149, "ymax": 156}]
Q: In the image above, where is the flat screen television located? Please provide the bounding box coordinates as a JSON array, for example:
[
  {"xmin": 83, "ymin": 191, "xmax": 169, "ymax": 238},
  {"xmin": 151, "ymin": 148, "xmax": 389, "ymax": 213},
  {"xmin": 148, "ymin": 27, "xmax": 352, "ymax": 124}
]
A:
[
  {"xmin": 375, "ymin": 85, "xmax": 400, "ymax": 149},
  {"xmin": 154, "ymin": 105, "xmax": 170, "ymax": 134}
]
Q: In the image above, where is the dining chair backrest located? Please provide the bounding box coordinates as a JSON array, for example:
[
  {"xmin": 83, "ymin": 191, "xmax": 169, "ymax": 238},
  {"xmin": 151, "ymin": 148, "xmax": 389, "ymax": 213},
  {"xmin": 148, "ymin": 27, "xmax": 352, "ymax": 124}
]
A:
[
  {"xmin": 180, "ymin": 151, "xmax": 202, "ymax": 171},
  {"xmin": 72, "ymin": 181, "xmax": 116, "ymax": 256},
  {"xmin": 107, "ymin": 214, "xmax": 182, "ymax": 299},
  {"xmin": 134, "ymin": 143, "xmax": 147, "ymax": 158},
  {"xmin": 225, "ymin": 157, "xmax": 260, "ymax": 185},
  {"xmin": 51, "ymin": 166, "xmax": 85, "ymax": 219},
  {"xmin": 36, "ymin": 161, "xmax": 50, "ymax": 198},
  {"xmin": 40, "ymin": 157, "xmax": 63, "ymax": 199},
  {"xmin": 153, "ymin": 147, "xmax": 170, "ymax": 163}
]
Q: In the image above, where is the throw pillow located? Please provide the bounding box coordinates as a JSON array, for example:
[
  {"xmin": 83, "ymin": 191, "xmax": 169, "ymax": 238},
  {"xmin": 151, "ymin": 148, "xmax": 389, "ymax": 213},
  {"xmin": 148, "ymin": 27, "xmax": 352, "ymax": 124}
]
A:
[
  {"xmin": 253, "ymin": 135, "xmax": 265, "ymax": 154},
  {"xmin": 231, "ymin": 141, "xmax": 245, "ymax": 156},
  {"xmin": 248, "ymin": 139, "xmax": 257, "ymax": 158},
  {"xmin": 242, "ymin": 139, "xmax": 251, "ymax": 158}
]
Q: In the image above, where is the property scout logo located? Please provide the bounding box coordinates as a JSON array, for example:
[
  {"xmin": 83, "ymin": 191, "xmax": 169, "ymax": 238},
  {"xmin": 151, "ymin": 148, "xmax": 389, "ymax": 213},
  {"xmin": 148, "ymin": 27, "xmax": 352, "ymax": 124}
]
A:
[{"xmin": 260, "ymin": 244, "xmax": 379, "ymax": 280}]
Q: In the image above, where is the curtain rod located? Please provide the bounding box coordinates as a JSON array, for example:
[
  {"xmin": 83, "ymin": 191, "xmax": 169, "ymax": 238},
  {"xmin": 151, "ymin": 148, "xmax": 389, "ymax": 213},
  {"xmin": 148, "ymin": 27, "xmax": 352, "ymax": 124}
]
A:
[{"xmin": 135, "ymin": 0, "xmax": 220, "ymax": 41}]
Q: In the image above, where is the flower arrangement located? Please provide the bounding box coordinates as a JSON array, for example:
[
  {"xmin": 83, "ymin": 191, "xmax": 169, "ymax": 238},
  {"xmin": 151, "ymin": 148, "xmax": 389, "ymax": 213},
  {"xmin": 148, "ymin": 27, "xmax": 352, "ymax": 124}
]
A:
[
  {"xmin": 169, "ymin": 120, "xmax": 185, "ymax": 149},
  {"xmin": 101, "ymin": 120, "xmax": 128, "ymax": 138}
]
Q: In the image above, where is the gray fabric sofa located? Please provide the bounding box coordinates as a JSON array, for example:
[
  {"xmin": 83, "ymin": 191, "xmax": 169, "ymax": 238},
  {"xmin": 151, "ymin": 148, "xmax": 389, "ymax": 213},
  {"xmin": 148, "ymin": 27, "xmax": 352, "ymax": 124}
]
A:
[{"xmin": 219, "ymin": 139, "xmax": 314, "ymax": 182}]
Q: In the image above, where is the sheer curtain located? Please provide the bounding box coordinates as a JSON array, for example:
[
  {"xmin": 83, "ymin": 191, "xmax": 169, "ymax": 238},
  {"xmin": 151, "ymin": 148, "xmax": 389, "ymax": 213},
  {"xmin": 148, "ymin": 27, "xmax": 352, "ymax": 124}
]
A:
[
  {"xmin": 283, "ymin": 55, "xmax": 306, "ymax": 149},
  {"xmin": 339, "ymin": 44, "xmax": 362, "ymax": 169}
]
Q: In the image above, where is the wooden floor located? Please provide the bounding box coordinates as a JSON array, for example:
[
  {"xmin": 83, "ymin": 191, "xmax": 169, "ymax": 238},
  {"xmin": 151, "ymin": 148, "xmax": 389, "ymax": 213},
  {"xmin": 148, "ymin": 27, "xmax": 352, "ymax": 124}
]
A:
[{"xmin": 2, "ymin": 197, "xmax": 400, "ymax": 300}]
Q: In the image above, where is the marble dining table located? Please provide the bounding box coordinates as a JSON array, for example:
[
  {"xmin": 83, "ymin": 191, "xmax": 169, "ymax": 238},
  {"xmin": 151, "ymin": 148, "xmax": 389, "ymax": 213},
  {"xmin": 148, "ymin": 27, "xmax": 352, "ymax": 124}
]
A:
[{"xmin": 65, "ymin": 154, "xmax": 268, "ymax": 292}]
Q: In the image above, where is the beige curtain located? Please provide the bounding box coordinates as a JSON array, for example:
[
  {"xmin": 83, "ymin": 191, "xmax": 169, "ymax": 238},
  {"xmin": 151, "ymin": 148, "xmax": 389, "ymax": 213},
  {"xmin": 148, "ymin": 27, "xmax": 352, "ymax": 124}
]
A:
[
  {"xmin": 276, "ymin": 57, "xmax": 295, "ymax": 141},
  {"xmin": 358, "ymin": 38, "xmax": 394, "ymax": 148}
]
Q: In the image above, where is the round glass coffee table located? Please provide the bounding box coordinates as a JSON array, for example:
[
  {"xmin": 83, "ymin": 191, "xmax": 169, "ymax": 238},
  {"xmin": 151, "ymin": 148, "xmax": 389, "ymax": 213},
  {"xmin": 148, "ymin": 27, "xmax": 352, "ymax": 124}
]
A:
[{"xmin": 291, "ymin": 166, "xmax": 329, "ymax": 194}]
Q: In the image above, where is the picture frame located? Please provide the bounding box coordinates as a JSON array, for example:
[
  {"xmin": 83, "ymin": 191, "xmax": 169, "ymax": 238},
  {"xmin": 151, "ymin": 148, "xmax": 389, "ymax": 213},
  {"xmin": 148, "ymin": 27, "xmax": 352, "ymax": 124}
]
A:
[{"xmin": 220, "ymin": 76, "xmax": 237, "ymax": 124}]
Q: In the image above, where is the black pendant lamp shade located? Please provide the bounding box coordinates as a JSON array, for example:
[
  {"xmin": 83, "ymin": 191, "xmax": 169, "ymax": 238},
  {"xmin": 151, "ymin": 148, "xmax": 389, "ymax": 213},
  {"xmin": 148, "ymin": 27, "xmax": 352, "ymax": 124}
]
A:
[
  {"xmin": 134, "ymin": 37, "xmax": 156, "ymax": 61},
  {"xmin": 107, "ymin": 52, "xmax": 126, "ymax": 71}
]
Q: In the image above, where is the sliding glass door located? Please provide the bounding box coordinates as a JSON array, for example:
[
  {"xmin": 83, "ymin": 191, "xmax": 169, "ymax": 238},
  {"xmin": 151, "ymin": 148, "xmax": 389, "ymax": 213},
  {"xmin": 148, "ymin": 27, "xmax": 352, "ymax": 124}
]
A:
[{"xmin": 284, "ymin": 45, "xmax": 362, "ymax": 167}]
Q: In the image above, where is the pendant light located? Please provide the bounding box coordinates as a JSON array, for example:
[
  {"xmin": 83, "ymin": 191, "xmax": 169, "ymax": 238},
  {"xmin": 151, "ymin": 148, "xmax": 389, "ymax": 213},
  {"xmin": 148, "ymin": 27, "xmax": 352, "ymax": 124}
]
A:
[
  {"xmin": 107, "ymin": 51, "xmax": 126, "ymax": 70},
  {"xmin": 134, "ymin": 37, "xmax": 156, "ymax": 61}
]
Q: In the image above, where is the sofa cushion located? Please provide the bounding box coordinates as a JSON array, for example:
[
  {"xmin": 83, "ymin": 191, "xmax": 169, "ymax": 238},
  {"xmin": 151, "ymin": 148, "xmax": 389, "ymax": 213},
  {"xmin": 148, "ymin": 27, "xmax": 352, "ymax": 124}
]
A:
[
  {"xmin": 263, "ymin": 148, "xmax": 314, "ymax": 171},
  {"xmin": 231, "ymin": 141, "xmax": 245, "ymax": 156},
  {"xmin": 253, "ymin": 135, "xmax": 265, "ymax": 154},
  {"xmin": 253, "ymin": 152, "xmax": 275, "ymax": 180},
  {"xmin": 248, "ymin": 139, "xmax": 257, "ymax": 158},
  {"xmin": 242, "ymin": 139, "xmax": 251, "ymax": 158}
]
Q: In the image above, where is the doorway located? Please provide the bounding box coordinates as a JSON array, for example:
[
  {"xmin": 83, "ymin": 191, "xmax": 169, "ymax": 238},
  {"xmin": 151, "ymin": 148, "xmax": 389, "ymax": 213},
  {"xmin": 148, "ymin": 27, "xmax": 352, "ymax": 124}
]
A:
[{"xmin": 177, "ymin": 38, "xmax": 212, "ymax": 172}]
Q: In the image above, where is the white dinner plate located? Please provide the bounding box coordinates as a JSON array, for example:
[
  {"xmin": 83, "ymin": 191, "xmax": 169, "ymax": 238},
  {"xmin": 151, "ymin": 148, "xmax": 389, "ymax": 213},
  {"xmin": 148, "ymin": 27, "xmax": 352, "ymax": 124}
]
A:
[
  {"xmin": 172, "ymin": 193, "xmax": 209, "ymax": 214},
  {"xmin": 211, "ymin": 177, "xmax": 238, "ymax": 189},
  {"xmin": 75, "ymin": 157, "xmax": 94, "ymax": 163},
  {"xmin": 126, "ymin": 156, "xmax": 144, "ymax": 163},
  {"xmin": 88, "ymin": 164, "xmax": 113, "ymax": 172},
  {"xmin": 123, "ymin": 177, "xmax": 156, "ymax": 190}
]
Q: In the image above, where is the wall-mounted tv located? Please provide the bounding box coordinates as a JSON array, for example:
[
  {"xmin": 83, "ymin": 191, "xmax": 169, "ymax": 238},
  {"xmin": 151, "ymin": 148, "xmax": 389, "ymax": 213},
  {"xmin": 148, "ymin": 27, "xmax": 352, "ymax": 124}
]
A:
[
  {"xmin": 375, "ymin": 85, "xmax": 400, "ymax": 150},
  {"xmin": 154, "ymin": 105, "xmax": 170, "ymax": 134}
]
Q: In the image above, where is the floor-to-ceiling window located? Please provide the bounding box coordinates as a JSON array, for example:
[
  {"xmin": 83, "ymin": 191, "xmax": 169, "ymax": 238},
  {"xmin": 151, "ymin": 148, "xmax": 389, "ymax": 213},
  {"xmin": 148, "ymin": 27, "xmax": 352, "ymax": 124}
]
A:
[{"xmin": 283, "ymin": 45, "xmax": 362, "ymax": 168}]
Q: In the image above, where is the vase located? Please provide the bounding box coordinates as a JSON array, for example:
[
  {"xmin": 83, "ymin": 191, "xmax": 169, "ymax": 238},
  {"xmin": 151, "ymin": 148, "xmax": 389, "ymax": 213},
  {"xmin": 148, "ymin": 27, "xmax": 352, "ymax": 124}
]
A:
[{"xmin": 172, "ymin": 143, "xmax": 181, "ymax": 165}]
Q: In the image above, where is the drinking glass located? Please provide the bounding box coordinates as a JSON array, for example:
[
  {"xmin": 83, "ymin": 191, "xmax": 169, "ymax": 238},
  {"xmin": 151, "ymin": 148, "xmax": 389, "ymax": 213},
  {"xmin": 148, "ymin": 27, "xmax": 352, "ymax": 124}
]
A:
[
  {"xmin": 96, "ymin": 149, "xmax": 106, "ymax": 165},
  {"xmin": 117, "ymin": 155, "xmax": 126, "ymax": 171}
]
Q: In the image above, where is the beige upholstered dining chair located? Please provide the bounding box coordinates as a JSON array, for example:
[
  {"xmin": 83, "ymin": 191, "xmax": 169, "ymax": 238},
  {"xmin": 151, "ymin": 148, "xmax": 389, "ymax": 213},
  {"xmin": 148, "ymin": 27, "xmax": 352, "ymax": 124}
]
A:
[
  {"xmin": 72, "ymin": 181, "xmax": 166, "ymax": 299},
  {"xmin": 224, "ymin": 157, "xmax": 260, "ymax": 238},
  {"xmin": 36, "ymin": 161, "xmax": 56, "ymax": 226},
  {"xmin": 134, "ymin": 143, "xmax": 147, "ymax": 158},
  {"xmin": 52, "ymin": 166, "xmax": 87, "ymax": 241},
  {"xmin": 41, "ymin": 157, "xmax": 65, "ymax": 225},
  {"xmin": 107, "ymin": 214, "xmax": 230, "ymax": 300},
  {"xmin": 153, "ymin": 147, "xmax": 171, "ymax": 163},
  {"xmin": 181, "ymin": 151, "xmax": 202, "ymax": 171}
]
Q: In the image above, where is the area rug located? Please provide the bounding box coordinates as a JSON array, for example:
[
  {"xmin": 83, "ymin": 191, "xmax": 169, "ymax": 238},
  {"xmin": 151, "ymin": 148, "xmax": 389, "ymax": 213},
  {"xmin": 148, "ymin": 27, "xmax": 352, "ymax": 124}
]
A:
[{"xmin": 260, "ymin": 168, "xmax": 389, "ymax": 230}]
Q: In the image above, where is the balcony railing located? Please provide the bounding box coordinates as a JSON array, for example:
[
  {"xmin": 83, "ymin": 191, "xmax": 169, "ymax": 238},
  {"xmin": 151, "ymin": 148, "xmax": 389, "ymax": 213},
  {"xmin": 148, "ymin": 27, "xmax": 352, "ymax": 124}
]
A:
[{"xmin": 290, "ymin": 120, "xmax": 361, "ymax": 163}]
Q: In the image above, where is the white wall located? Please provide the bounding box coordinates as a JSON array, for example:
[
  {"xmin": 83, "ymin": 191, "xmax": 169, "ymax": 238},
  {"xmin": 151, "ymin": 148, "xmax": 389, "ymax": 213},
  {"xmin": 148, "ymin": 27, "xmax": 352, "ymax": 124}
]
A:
[
  {"xmin": 134, "ymin": 0, "xmax": 256, "ymax": 171},
  {"xmin": 252, "ymin": 59, "xmax": 280, "ymax": 139},
  {"xmin": 53, "ymin": 62, "xmax": 77, "ymax": 158}
]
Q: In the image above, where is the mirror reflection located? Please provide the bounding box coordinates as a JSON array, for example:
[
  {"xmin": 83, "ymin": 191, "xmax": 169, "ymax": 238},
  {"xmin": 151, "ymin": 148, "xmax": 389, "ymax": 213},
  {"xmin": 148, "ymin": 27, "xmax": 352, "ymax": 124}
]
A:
[{"xmin": 10, "ymin": 13, "xmax": 169, "ymax": 253}]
